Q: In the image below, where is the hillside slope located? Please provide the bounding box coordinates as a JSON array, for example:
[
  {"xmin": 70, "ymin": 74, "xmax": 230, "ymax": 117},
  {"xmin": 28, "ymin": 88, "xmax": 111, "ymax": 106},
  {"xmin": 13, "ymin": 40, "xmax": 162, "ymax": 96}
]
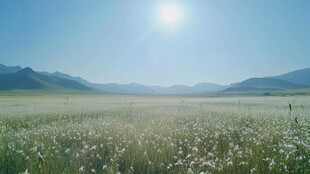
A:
[
  {"xmin": 0, "ymin": 68, "xmax": 92, "ymax": 91},
  {"xmin": 225, "ymin": 78, "xmax": 308, "ymax": 92},
  {"xmin": 274, "ymin": 68, "xmax": 310, "ymax": 86}
]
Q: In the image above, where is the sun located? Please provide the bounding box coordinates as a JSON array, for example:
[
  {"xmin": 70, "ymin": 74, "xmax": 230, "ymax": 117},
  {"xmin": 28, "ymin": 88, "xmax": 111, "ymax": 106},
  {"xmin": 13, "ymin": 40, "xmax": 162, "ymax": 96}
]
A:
[{"xmin": 160, "ymin": 4, "xmax": 180, "ymax": 25}]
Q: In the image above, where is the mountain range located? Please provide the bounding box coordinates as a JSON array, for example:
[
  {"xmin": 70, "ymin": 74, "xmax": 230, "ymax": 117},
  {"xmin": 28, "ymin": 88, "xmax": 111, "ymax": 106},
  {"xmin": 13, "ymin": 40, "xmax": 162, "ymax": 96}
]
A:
[
  {"xmin": 0, "ymin": 67, "xmax": 91, "ymax": 91},
  {"xmin": 0, "ymin": 64, "xmax": 309, "ymax": 94},
  {"xmin": 224, "ymin": 78, "xmax": 308, "ymax": 92},
  {"xmin": 224, "ymin": 69, "xmax": 310, "ymax": 92}
]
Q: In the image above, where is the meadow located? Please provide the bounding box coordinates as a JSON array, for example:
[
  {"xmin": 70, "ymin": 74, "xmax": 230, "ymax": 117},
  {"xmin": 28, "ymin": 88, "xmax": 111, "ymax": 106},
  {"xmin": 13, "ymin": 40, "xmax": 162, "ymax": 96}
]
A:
[{"xmin": 0, "ymin": 93, "xmax": 309, "ymax": 174}]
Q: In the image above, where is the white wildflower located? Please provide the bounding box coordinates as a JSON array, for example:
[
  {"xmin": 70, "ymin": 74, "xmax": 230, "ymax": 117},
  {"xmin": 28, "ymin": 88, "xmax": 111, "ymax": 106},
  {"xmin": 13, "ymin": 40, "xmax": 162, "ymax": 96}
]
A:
[
  {"xmin": 192, "ymin": 146, "xmax": 198, "ymax": 152},
  {"xmin": 37, "ymin": 152, "xmax": 44, "ymax": 160}
]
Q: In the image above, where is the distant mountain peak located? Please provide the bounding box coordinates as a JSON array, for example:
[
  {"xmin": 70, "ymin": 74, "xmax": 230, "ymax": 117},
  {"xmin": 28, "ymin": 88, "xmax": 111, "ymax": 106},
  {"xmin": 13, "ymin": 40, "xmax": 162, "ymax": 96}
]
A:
[
  {"xmin": 129, "ymin": 82, "xmax": 144, "ymax": 87},
  {"xmin": 0, "ymin": 64, "xmax": 22, "ymax": 68},
  {"xmin": 194, "ymin": 82, "xmax": 222, "ymax": 87},
  {"xmin": 17, "ymin": 67, "xmax": 36, "ymax": 74},
  {"xmin": 0, "ymin": 64, "xmax": 23, "ymax": 74}
]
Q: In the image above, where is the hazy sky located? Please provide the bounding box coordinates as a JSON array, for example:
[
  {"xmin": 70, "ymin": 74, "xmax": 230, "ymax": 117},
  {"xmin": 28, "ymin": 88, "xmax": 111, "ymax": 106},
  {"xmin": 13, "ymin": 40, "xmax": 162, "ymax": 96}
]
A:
[{"xmin": 1, "ymin": 0, "xmax": 309, "ymax": 86}]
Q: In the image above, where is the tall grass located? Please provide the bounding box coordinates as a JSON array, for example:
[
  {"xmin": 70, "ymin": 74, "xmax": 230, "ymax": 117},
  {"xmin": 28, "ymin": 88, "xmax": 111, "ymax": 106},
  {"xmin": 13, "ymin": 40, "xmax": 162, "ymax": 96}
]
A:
[{"xmin": 0, "ymin": 95, "xmax": 309, "ymax": 173}]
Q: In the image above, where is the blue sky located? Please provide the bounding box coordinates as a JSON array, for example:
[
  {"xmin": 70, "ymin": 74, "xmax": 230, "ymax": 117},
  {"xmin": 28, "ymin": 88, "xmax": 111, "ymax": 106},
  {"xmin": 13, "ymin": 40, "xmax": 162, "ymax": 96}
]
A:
[{"xmin": 1, "ymin": 0, "xmax": 309, "ymax": 86}]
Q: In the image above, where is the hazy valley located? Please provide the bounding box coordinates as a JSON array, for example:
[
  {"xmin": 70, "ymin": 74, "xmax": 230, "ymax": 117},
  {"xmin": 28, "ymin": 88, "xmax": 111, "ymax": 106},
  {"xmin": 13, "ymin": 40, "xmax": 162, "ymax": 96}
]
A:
[{"xmin": 1, "ymin": 64, "xmax": 310, "ymax": 96}]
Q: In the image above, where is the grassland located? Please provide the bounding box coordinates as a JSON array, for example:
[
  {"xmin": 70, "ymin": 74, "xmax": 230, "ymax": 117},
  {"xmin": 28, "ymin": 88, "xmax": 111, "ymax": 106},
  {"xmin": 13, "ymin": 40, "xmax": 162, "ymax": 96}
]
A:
[{"xmin": 0, "ymin": 93, "xmax": 309, "ymax": 173}]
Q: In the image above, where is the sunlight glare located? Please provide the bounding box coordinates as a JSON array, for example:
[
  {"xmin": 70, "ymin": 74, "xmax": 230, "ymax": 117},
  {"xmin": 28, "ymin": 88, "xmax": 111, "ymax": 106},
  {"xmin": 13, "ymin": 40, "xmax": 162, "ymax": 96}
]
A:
[{"xmin": 160, "ymin": 4, "xmax": 180, "ymax": 25}]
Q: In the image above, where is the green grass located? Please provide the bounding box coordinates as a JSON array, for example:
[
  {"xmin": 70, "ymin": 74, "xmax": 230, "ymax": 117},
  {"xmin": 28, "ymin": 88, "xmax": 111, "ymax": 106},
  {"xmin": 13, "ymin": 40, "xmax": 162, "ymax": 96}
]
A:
[
  {"xmin": 0, "ymin": 94, "xmax": 309, "ymax": 173},
  {"xmin": 273, "ymin": 88, "xmax": 310, "ymax": 96},
  {"xmin": 203, "ymin": 88, "xmax": 310, "ymax": 97}
]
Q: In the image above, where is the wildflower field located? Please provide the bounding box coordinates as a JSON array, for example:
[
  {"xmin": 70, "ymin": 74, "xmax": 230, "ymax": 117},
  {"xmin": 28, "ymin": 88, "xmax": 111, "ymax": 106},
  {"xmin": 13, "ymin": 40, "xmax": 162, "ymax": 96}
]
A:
[{"xmin": 0, "ymin": 94, "xmax": 309, "ymax": 174}]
